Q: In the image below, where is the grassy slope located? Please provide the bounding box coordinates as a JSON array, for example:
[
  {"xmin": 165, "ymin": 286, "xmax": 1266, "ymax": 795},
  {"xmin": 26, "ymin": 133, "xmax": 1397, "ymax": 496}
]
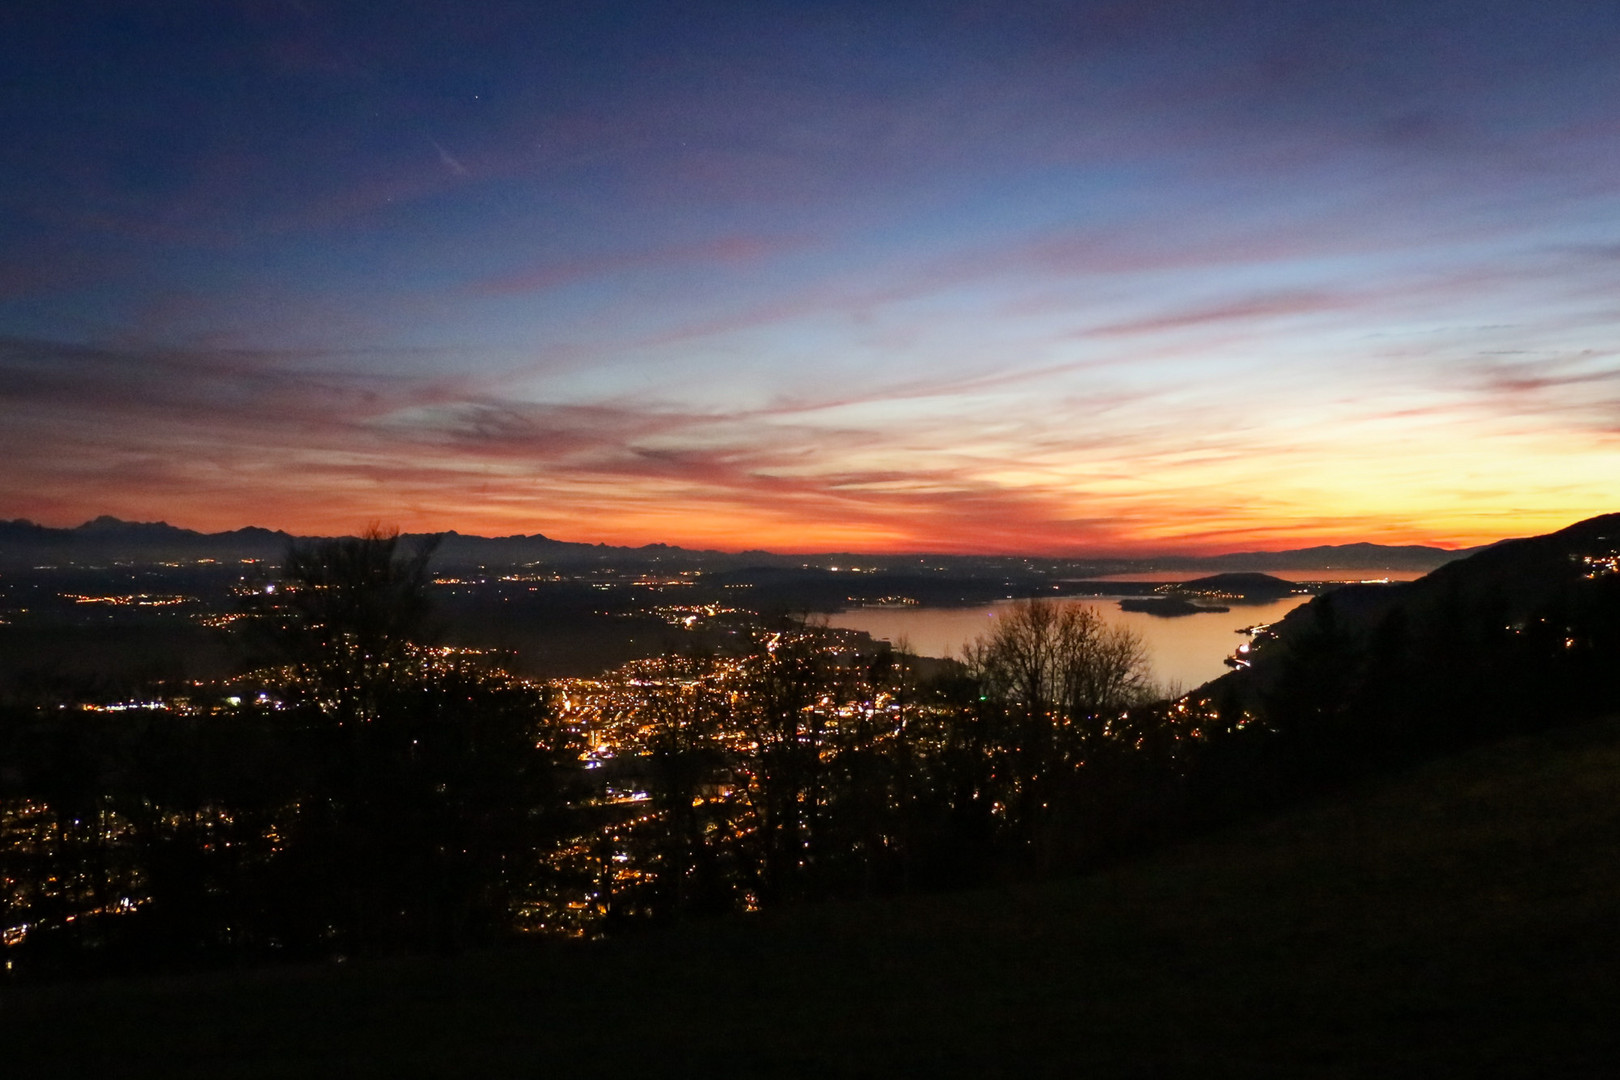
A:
[{"xmin": 6, "ymin": 718, "xmax": 1619, "ymax": 1078}]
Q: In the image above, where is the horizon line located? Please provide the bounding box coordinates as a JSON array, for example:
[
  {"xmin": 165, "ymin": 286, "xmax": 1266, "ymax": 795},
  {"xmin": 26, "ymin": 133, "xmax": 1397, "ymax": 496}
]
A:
[{"xmin": 3, "ymin": 512, "xmax": 1512, "ymax": 563}]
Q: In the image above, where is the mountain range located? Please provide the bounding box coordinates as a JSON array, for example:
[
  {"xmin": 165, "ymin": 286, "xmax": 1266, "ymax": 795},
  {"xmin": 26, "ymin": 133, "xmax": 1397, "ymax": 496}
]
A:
[{"xmin": 0, "ymin": 515, "xmax": 1489, "ymax": 573}]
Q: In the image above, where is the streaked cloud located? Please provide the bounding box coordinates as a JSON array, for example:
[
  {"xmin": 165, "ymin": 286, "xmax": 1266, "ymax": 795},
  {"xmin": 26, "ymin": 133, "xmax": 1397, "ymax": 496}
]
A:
[{"xmin": 2, "ymin": 2, "xmax": 1618, "ymax": 552}]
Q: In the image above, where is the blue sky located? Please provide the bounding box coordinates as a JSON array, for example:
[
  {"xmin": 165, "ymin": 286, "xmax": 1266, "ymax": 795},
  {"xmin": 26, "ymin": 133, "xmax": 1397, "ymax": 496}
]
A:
[{"xmin": 3, "ymin": 1, "xmax": 1618, "ymax": 552}]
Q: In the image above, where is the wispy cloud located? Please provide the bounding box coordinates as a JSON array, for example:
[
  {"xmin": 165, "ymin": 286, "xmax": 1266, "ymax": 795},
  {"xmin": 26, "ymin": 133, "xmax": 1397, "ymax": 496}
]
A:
[
  {"xmin": 6, "ymin": 4, "xmax": 1620, "ymax": 549},
  {"xmin": 430, "ymin": 139, "xmax": 468, "ymax": 177},
  {"xmin": 473, "ymin": 234, "xmax": 800, "ymax": 295}
]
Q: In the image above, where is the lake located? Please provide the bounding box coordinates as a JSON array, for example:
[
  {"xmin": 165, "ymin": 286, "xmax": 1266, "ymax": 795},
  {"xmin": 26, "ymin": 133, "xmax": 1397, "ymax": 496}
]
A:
[{"xmin": 825, "ymin": 568, "xmax": 1426, "ymax": 693}]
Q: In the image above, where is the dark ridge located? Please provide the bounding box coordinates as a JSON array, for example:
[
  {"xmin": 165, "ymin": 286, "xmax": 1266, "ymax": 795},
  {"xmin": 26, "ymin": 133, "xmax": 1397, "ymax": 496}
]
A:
[{"xmin": 1179, "ymin": 572, "xmax": 1297, "ymax": 595}]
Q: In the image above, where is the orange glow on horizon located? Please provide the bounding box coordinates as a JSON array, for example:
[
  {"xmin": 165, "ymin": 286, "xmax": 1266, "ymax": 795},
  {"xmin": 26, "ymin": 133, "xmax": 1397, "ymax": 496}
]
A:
[{"xmin": 18, "ymin": 491, "xmax": 1590, "ymax": 559}]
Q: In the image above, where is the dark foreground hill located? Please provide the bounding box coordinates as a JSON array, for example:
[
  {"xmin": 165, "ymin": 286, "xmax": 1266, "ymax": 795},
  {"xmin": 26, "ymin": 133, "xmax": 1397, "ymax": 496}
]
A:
[
  {"xmin": 1201, "ymin": 514, "xmax": 1620, "ymax": 769},
  {"xmin": 1250, "ymin": 511, "xmax": 1620, "ymax": 657},
  {"xmin": 6, "ymin": 716, "xmax": 1617, "ymax": 1078}
]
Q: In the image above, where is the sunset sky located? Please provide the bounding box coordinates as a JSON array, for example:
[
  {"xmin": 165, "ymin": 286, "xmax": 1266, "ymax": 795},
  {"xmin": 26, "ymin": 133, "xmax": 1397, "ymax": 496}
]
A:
[{"xmin": 3, "ymin": 1, "xmax": 1618, "ymax": 554}]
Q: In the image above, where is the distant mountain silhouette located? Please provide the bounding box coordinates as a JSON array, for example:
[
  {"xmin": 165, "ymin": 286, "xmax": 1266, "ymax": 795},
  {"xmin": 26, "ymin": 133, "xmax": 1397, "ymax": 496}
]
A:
[
  {"xmin": 0, "ymin": 517, "xmax": 751, "ymax": 571},
  {"xmin": 1161, "ymin": 541, "xmax": 1487, "ymax": 573},
  {"xmin": 0, "ymin": 515, "xmax": 1508, "ymax": 575},
  {"xmin": 0, "ymin": 517, "xmax": 295, "ymax": 566}
]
